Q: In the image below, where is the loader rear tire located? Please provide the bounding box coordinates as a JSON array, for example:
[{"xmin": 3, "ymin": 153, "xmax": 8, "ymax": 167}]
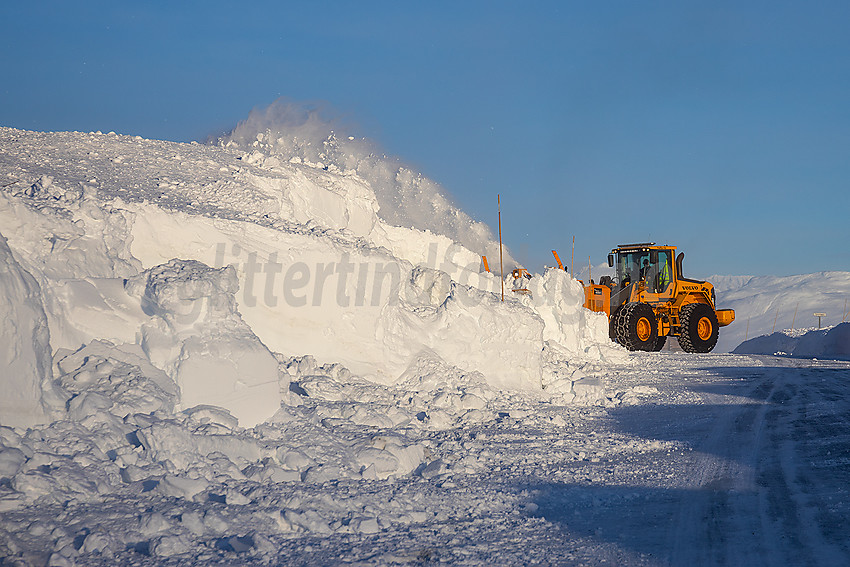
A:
[
  {"xmin": 616, "ymin": 302, "xmax": 658, "ymax": 351},
  {"xmin": 609, "ymin": 306, "xmax": 623, "ymax": 342},
  {"xmin": 677, "ymin": 303, "xmax": 719, "ymax": 353}
]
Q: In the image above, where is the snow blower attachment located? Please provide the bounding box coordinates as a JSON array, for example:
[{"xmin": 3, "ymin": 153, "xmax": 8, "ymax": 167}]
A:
[{"xmin": 584, "ymin": 243, "xmax": 735, "ymax": 353}]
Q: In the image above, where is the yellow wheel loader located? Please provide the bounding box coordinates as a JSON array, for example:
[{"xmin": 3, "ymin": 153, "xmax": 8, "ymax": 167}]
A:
[{"xmin": 584, "ymin": 243, "xmax": 735, "ymax": 353}]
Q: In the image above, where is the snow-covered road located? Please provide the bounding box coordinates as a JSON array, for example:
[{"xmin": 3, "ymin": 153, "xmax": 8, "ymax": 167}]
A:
[
  {"xmin": 5, "ymin": 353, "xmax": 849, "ymax": 566},
  {"xmin": 533, "ymin": 354, "xmax": 850, "ymax": 566},
  {"xmin": 669, "ymin": 356, "xmax": 850, "ymax": 566}
]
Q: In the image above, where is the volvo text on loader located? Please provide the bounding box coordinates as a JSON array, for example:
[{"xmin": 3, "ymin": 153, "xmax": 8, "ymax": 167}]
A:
[{"xmin": 583, "ymin": 243, "xmax": 735, "ymax": 353}]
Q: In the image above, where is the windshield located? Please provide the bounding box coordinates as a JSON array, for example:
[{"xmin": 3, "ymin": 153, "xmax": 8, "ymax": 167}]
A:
[{"xmin": 616, "ymin": 249, "xmax": 672, "ymax": 293}]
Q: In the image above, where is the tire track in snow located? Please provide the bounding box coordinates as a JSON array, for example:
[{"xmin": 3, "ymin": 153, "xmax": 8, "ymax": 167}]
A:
[
  {"xmin": 668, "ymin": 368, "xmax": 776, "ymax": 565},
  {"xmin": 669, "ymin": 361, "xmax": 850, "ymax": 566},
  {"xmin": 763, "ymin": 366, "xmax": 850, "ymax": 565}
]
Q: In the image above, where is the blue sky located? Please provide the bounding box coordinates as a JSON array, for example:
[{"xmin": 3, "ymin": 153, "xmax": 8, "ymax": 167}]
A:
[{"xmin": 2, "ymin": 1, "xmax": 849, "ymax": 277}]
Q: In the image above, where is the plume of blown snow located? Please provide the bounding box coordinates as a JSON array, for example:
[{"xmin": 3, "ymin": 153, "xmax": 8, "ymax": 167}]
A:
[{"xmin": 214, "ymin": 99, "xmax": 516, "ymax": 267}]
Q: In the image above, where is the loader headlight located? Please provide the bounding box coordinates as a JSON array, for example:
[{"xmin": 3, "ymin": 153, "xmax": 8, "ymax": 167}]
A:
[{"xmin": 711, "ymin": 289, "xmax": 716, "ymax": 306}]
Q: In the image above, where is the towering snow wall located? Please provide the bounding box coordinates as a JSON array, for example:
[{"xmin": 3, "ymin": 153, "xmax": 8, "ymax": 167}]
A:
[{"xmin": 0, "ymin": 125, "xmax": 623, "ymax": 428}]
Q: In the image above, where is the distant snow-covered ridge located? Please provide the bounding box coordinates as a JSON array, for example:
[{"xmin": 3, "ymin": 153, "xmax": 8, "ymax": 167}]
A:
[
  {"xmin": 0, "ymin": 126, "xmax": 622, "ymax": 428},
  {"xmin": 733, "ymin": 323, "xmax": 850, "ymax": 359},
  {"xmin": 711, "ymin": 272, "xmax": 850, "ymax": 353}
]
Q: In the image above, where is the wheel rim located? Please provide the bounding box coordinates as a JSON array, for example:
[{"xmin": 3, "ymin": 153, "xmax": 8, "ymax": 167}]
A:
[
  {"xmin": 697, "ymin": 317, "xmax": 712, "ymax": 340},
  {"xmin": 636, "ymin": 317, "xmax": 652, "ymax": 342}
]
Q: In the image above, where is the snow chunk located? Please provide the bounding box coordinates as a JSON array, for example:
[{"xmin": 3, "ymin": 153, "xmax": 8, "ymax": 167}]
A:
[
  {"xmin": 149, "ymin": 534, "xmax": 193, "ymax": 557},
  {"xmin": 0, "ymin": 447, "xmax": 27, "ymax": 479},
  {"xmin": 569, "ymin": 376, "xmax": 606, "ymax": 405},
  {"xmin": 126, "ymin": 259, "xmax": 282, "ymax": 427},
  {"xmin": 55, "ymin": 340, "xmax": 178, "ymax": 419}
]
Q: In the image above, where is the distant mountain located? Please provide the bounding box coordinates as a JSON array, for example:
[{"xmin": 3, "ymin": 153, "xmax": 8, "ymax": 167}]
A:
[
  {"xmin": 712, "ymin": 272, "xmax": 850, "ymax": 353},
  {"xmin": 733, "ymin": 322, "xmax": 850, "ymax": 359}
]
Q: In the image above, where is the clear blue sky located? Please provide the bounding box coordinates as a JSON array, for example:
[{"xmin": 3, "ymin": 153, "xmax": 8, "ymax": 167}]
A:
[{"xmin": 2, "ymin": 1, "xmax": 849, "ymax": 277}]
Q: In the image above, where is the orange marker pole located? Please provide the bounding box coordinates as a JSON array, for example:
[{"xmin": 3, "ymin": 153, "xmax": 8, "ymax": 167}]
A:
[
  {"xmin": 498, "ymin": 195, "xmax": 504, "ymax": 302},
  {"xmin": 571, "ymin": 236, "xmax": 575, "ymax": 275},
  {"xmin": 482, "ymin": 255, "xmax": 490, "ymax": 273}
]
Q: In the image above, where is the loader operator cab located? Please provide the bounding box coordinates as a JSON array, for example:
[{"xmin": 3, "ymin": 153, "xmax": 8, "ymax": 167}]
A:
[{"xmin": 607, "ymin": 244, "xmax": 674, "ymax": 304}]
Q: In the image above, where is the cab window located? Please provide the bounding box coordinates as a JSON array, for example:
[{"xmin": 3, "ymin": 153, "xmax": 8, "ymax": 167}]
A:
[{"xmin": 656, "ymin": 251, "xmax": 672, "ymax": 291}]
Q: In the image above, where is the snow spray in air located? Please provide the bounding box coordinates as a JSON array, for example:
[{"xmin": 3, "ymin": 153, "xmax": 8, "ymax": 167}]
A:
[{"xmin": 216, "ymin": 99, "xmax": 515, "ymax": 267}]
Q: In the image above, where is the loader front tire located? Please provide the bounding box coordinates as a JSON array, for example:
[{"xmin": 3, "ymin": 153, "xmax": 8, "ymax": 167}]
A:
[
  {"xmin": 616, "ymin": 302, "xmax": 658, "ymax": 351},
  {"xmin": 677, "ymin": 303, "xmax": 719, "ymax": 353}
]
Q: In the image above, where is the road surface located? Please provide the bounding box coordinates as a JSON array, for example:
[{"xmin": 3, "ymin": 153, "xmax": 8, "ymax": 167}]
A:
[{"xmin": 532, "ymin": 353, "xmax": 850, "ymax": 565}]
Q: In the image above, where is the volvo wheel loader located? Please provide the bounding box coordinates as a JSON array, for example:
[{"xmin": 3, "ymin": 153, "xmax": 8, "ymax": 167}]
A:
[{"xmin": 584, "ymin": 243, "xmax": 735, "ymax": 353}]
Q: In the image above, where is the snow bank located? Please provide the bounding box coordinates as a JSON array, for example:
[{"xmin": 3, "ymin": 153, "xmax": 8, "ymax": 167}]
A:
[
  {"xmin": 0, "ymin": 233, "xmax": 52, "ymax": 428},
  {"xmin": 0, "ymin": 124, "xmax": 638, "ymax": 564},
  {"xmin": 733, "ymin": 322, "xmax": 850, "ymax": 359},
  {"xmin": 125, "ymin": 202, "xmax": 612, "ymax": 391},
  {"xmin": 522, "ymin": 268, "xmax": 620, "ymax": 361},
  {"xmin": 0, "ymin": 126, "xmax": 621, "ymax": 420}
]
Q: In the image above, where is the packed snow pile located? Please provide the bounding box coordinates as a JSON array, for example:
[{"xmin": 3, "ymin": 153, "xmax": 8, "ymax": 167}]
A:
[
  {"xmin": 0, "ymin": 123, "xmax": 624, "ymax": 428},
  {"xmin": 732, "ymin": 322, "xmax": 850, "ymax": 359},
  {"xmin": 711, "ymin": 272, "xmax": 850, "ymax": 353},
  {"xmin": 0, "ymin": 120, "xmax": 632, "ymax": 563}
]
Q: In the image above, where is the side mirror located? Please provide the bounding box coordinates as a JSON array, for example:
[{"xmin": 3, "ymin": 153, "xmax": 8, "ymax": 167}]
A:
[{"xmin": 607, "ymin": 254, "xmax": 614, "ymax": 268}]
